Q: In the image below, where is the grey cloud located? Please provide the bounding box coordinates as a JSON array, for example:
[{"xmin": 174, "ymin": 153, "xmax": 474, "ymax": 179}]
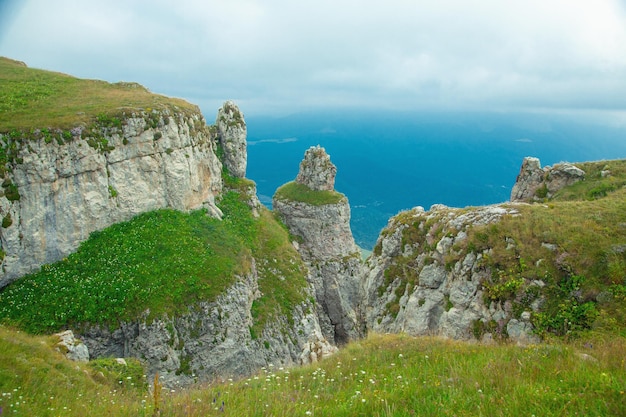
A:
[{"xmin": 1, "ymin": 0, "xmax": 625, "ymax": 117}]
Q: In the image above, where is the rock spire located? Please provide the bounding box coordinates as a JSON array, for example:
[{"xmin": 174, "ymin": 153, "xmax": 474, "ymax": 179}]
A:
[
  {"xmin": 295, "ymin": 145, "xmax": 337, "ymax": 191},
  {"xmin": 216, "ymin": 101, "xmax": 247, "ymax": 178}
]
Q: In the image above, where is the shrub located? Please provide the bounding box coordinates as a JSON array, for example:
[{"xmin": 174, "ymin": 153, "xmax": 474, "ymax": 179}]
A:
[{"xmin": 2, "ymin": 213, "xmax": 12, "ymax": 228}]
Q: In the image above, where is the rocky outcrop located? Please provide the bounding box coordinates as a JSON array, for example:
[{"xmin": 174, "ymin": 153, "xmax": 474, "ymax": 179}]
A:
[
  {"xmin": 295, "ymin": 145, "xmax": 337, "ymax": 191},
  {"xmin": 0, "ymin": 109, "xmax": 223, "ymax": 288},
  {"xmin": 55, "ymin": 330, "xmax": 89, "ymax": 362},
  {"xmin": 81, "ymin": 261, "xmax": 335, "ymax": 388},
  {"xmin": 216, "ymin": 101, "xmax": 247, "ymax": 178},
  {"xmin": 361, "ymin": 203, "xmax": 540, "ymax": 343},
  {"xmin": 273, "ymin": 146, "xmax": 362, "ymax": 344},
  {"xmin": 510, "ymin": 157, "xmax": 585, "ymax": 202}
]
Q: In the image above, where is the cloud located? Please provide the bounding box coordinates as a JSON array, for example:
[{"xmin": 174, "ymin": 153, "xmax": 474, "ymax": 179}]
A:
[
  {"xmin": 1, "ymin": 0, "xmax": 625, "ymax": 116},
  {"xmin": 247, "ymin": 137, "xmax": 298, "ymax": 145}
]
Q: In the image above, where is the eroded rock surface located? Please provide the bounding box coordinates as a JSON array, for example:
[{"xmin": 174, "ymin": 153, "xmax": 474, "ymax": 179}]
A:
[
  {"xmin": 0, "ymin": 109, "xmax": 222, "ymax": 288},
  {"xmin": 273, "ymin": 146, "xmax": 362, "ymax": 345},
  {"xmin": 216, "ymin": 101, "xmax": 247, "ymax": 178}
]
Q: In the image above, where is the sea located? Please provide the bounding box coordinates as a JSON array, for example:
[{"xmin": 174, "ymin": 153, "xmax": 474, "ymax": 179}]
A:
[{"xmin": 245, "ymin": 111, "xmax": 626, "ymax": 250}]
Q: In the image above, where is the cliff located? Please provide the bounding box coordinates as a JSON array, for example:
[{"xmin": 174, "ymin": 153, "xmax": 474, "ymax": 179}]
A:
[
  {"xmin": 0, "ymin": 58, "xmax": 337, "ymax": 387},
  {"xmin": 0, "ymin": 110, "xmax": 222, "ymax": 287},
  {"xmin": 273, "ymin": 146, "xmax": 362, "ymax": 344},
  {"xmin": 361, "ymin": 157, "xmax": 626, "ymax": 342},
  {"xmin": 1, "ymin": 58, "xmax": 625, "ymax": 390}
]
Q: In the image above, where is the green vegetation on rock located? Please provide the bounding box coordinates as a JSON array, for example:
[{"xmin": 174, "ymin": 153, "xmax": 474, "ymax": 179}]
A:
[
  {"xmin": 0, "ymin": 189, "xmax": 309, "ymax": 336},
  {"xmin": 274, "ymin": 181, "xmax": 345, "ymax": 206},
  {"xmin": 378, "ymin": 159, "xmax": 626, "ymax": 339},
  {"xmin": 218, "ymin": 190, "xmax": 309, "ymax": 335},
  {"xmin": 0, "ymin": 208, "xmax": 251, "ymax": 333}
]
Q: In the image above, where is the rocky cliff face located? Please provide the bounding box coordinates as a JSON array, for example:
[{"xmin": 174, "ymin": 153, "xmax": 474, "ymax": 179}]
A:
[
  {"xmin": 510, "ymin": 156, "xmax": 585, "ymax": 202},
  {"xmin": 273, "ymin": 146, "xmax": 362, "ymax": 344},
  {"xmin": 360, "ymin": 204, "xmax": 539, "ymax": 343},
  {"xmin": 0, "ymin": 109, "xmax": 223, "ymax": 288},
  {"xmin": 81, "ymin": 260, "xmax": 335, "ymax": 388}
]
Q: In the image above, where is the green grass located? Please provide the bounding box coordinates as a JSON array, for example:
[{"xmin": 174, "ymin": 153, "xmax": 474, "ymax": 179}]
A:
[
  {"xmin": 0, "ymin": 325, "xmax": 149, "ymax": 416},
  {"xmin": 0, "ymin": 208, "xmax": 251, "ymax": 333},
  {"xmin": 219, "ymin": 190, "xmax": 309, "ymax": 336},
  {"xmin": 551, "ymin": 159, "xmax": 626, "ymax": 202},
  {"xmin": 2, "ymin": 328, "xmax": 624, "ymax": 416},
  {"xmin": 0, "ymin": 190, "xmax": 309, "ymax": 337},
  {"xmin": 274, "ymin": 181, "xmax": 346, "ymax": 206},
  {"xmin": 0, "ymin": 56, "xmax": 198, "ymax": 132}
]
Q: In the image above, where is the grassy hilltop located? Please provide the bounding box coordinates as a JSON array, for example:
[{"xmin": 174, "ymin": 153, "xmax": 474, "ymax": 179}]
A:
[{"xmin": 0, "ymin": 56, "xmax": 197, "ymax": 132}]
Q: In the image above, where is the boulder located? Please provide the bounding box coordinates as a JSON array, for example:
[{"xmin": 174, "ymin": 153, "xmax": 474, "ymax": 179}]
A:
[{"xmin": 55, "ymin": 330, "xmax": 89, "ymax": 362}]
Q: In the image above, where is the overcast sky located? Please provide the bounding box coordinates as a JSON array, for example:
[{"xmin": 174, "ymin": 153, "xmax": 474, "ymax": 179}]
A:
[{"xmin": 1, "ymin": 0, "xmax": 626, "ymax": 119}]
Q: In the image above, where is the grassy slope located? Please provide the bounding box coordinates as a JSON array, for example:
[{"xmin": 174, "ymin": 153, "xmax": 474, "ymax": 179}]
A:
[
  {"xmin": 1, "ymin": 328, "xmax": 624, "ymax": 416},
  {"xmin": 0, "ymin": 191, "xmax": 308, "ymax": 334},
  {"xmin": 0, "ymin": 325, "xmax": 148, "ymax": 416},
  {"xmin": 0, "ymin": 56, "xmax": 198, "ymax": 132},
  {"xmin": 378, "ymin": 158, "xmax": 626, "ymax": 338}
]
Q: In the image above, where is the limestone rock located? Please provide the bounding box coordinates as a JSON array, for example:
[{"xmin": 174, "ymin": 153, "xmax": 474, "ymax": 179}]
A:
[
  {"xmin": 0, "ymin": 109, "xmax": 223, "ymax": 288},
  {"xmin": 295, "ymin": 146, "xmax": 337, "ymax": 191},
  {"xmin": 55, "ymin": 330, "xmax": 89, "ymax": 362},
  {"xmin": 273, "ymin": 147, "xmax": 362, "ymax": 345},
  {"xmin": 81, "ymin": 262, "xmax": 334, "ymax": 388},
  {"xmin": 361, "ymin": 203, "xmax": 540, "ymax": 343},
  {"xmin": 216, "ymin": 101, "xmax": 247, "ymax": 178},
  {"xmin": 510, "ymin": 156, "xmax": 585, "ymax": 202},
  {"xmin": 546, "ymin": 163, "xmax": 585, "ymax": 194},
  {"xmin": 510, "ymin": 157, "xmax": 544, "ymax": 202}
]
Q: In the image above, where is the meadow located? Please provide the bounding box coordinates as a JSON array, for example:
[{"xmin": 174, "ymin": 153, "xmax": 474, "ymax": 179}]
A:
[{"xmin": 1, "ymin": 328, "xmax": 624, "ymax": 416}]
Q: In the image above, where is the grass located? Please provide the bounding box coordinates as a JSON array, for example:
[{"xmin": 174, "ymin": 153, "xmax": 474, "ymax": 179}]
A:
[
  {"xmin": 0, "ymin": 325, "xmax": 149, "ymax": 416},
  {"xmin": 219, "ymin": 190, "xmax": 310, "ymax": 336},
  {"xmin": 0, "ymin": 189, "xmax": 309, "ymax": 337},
  {"xmin": 1, "ymin": 328, "xmax": 624, "ymax": 416},
  {"xmin": 551, "ymin": 159, "xmax": 626, "ymax": 202},
  {"xmin": 274, "ymin": 181, "xmax": 346, "ymax": 206},
  {"xmin": 0, "ymin": 56, "xmax": 198, "ymax": 132},
  {"xmin": 0, "ymin": 208, "xmax": 251, "ymax": 333},
  {"xmin": 376, "ymin": 158, "xmax": 626, "ymax": 338}
]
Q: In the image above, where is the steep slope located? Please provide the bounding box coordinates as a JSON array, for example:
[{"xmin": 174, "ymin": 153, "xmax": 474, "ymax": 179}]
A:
[
  {"xmin": 362, "ymin": 158, "xmax": 626, "ymax": 341},
  {"xmin": 0, "ymin": 59, "xmax": 335, "ymax": 387},
  {"xmin": 0, "ymin": 57, "xmax": 222, "ymax": 287}
]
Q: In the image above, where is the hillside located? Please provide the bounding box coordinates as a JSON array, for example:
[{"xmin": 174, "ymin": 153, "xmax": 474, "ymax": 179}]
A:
[
  {"xmin": 0, "ymin": 56, "xmax": 197, "ymax": 131},
  {"xmin": 0, "ymin": 58, "xmax": 336, "ymax": 387},
  {"xmin": 1, "ymin": 327, "xmax": 624, "ymax": 416},
  {"xmin": 364, "ymin": 158, "xmax": 626, "ymax": 340}
]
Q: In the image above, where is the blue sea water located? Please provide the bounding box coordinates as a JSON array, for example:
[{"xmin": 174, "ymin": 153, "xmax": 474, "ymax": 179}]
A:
[{"xmin": 246, "ymin": 111, "xmax": 626, "ymax": 249}]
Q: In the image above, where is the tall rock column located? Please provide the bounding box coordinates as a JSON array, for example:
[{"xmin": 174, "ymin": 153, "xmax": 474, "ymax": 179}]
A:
[
  {"xmin": 273, "ymin": 146, "xmax": 362, "ymax": 345},
  {"xmin": 216, "ymin": 101, "xmax": 247, "ymax": 178}
]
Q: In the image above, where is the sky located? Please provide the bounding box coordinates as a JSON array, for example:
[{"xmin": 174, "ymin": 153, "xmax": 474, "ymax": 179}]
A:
[{"xmin": 1, "ymin": 0, "xmax": 626, "ymax": 120}]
